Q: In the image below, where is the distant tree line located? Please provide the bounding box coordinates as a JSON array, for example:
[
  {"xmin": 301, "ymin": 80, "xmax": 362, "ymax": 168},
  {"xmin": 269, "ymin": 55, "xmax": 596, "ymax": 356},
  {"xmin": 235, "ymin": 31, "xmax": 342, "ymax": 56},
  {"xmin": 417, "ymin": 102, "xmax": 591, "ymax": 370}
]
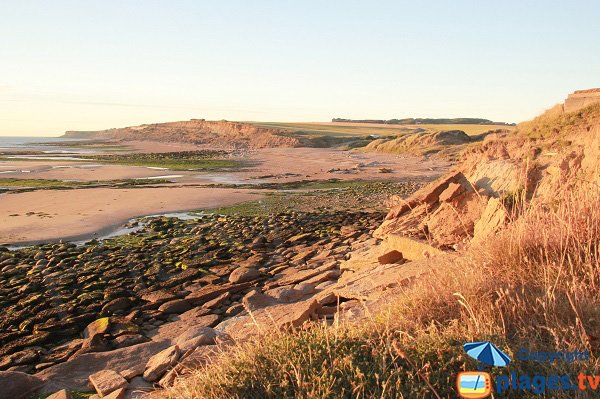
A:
[{"xmin": 331, "ymin": 118, "xmax": 515, "ymax": 126}]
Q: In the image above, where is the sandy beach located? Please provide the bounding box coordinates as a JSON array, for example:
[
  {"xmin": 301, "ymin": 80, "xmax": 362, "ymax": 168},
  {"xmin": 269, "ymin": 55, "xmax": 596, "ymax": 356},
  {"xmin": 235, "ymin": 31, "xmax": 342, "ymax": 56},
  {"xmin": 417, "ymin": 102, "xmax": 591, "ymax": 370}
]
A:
[
  {"xmin": 0, "ymin": 142, "xmax": 450, "ymax": 245},
  {"xmin": 0, "ymin": 187, "xmax": 261, "ymax": 244}
]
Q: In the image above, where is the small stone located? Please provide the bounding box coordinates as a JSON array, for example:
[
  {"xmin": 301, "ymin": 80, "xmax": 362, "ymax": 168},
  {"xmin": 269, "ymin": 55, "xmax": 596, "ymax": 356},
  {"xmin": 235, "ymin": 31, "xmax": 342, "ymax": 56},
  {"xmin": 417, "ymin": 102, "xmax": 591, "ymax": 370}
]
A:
[
  {"xmin": 202, "ymin": 292, "xmax": 230, "ymax": 309},
  {"xmin": 89, "ymin": 369, "xmax": 129, "ymax": 397},
  {"xmin": 377, "ymin": 250, "xmax": 404, "ymax": 265},
  {"xmin": 225, "ymin": 303, "xmax": 244, "ymax": 316},
  {"xmin": 228, "ymin": 267, "xmax": 260, "ymax": 284},
  {"xmin": 158, "ymin": 299, "xmax": 191, "ymax": 314},
  {"xmin": 143, "ymin": 345, "xmax": 180, "ymax": 382}
]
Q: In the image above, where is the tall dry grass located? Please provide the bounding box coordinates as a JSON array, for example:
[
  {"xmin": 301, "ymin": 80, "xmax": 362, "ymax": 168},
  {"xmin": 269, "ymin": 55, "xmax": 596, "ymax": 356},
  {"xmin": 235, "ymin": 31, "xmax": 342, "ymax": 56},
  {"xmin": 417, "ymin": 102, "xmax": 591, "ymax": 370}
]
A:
[{"xmin": 160, "ymin": 185, "xmax": 600, "ymax": 398}]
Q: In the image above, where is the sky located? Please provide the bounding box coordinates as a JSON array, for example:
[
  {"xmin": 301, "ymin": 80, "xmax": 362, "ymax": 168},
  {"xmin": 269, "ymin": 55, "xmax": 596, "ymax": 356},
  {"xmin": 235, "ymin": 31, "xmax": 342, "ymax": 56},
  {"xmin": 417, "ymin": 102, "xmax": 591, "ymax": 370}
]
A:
[{"xmin": 1, "ymin": 1, "xmax": 599, "ymax": 136}]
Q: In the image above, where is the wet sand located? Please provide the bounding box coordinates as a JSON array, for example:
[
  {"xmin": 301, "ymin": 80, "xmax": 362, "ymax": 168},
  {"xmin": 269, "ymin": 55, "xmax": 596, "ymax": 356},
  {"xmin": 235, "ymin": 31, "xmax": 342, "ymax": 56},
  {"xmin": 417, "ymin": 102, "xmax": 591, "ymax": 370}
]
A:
[{"xmin": 0, "ymin": 187, "xmax": 261, "ymax": 245}]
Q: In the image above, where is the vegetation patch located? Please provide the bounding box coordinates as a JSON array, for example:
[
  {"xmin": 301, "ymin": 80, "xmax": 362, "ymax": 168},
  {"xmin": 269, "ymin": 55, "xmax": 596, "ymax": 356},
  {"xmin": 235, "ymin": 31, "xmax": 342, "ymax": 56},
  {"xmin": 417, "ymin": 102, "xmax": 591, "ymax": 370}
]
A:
[
  {"xmin": 0, "ymin": 178, "xmax": 171, "ymax": 192},
  {"xmin": 88, "ymin": 150, "xmax": 250, "ymax": 170}
]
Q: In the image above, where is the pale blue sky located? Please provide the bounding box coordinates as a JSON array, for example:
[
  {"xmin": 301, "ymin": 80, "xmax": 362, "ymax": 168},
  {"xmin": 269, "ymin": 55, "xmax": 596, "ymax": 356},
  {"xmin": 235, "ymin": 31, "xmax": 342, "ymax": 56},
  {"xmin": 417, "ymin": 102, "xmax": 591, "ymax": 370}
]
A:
[{"xmin": 1, "ymin": 1, "xmax": 599, "ymax": 136}]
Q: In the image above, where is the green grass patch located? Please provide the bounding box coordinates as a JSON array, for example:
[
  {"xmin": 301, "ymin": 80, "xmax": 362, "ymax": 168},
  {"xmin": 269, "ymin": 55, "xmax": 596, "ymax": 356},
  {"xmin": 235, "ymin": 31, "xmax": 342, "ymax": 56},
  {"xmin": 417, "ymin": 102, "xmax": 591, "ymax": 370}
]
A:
[
  {"xmin": 0, "ymin": 178, "xmax": 171, "ymax": 192},
  {"xmin": 88, "ymin": 151, "xmax": 249, "ymax": 171}
]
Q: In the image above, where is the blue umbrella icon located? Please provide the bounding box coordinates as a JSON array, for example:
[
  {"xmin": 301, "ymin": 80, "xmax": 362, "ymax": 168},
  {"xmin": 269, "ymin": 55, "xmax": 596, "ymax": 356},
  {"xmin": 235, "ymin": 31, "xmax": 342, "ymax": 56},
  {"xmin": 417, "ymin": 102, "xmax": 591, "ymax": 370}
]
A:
[{"xmin": 463, "ymin": 341, "xmax": 511, "ymax": 367}]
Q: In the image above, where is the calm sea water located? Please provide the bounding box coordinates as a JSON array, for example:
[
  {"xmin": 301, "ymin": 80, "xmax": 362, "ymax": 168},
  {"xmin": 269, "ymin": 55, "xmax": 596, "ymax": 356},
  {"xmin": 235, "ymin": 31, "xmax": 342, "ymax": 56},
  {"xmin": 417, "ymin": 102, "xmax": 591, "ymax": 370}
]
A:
[{"xmin": 0, "ymin": 136, "xmax": 85, "ymax": 152}]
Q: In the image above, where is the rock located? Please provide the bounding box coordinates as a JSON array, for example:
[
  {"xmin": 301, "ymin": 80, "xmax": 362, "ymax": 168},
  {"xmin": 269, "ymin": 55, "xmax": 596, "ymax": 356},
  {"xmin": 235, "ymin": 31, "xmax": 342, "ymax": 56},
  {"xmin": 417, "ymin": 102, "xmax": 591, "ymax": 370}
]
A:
[
  {"xmin": 272, "ymin": 261, "xmax": 337, "ymax": 287},
  {"xmin": 202, "ymin": 292, "xmax": 230, "ymax": 309},
  {"xmin": 242, "ymin": 291, "xmax": 278, "ymax": 311},
  {"xmin": 472, "ymin": 197, "xmax": 507, "ymax": 243},
  {"xmin": 377, "ymin": 250, "xmax": 404, "ymax": 265},
  {"xmin": 112, "ymin": 334, "xmax": 149, "ymax": 349},
  {"xmin": 264, "ymin": 286, "xmax": 305, "ymax": 303},
  {"xmin": 46, "ymin": 389, "xmax": 72, "ymax": 399},
  {"xmin": 143, "ymin": 345, "xmax": 180, "ymax": 382},
  {"xmin": 185, "ymin": 282, "xmax": 252, "ymax": 305},
  {"xmin": 124, "ymin": 377, "xmax": 153, "ymax": 399},
  {"xmin": 228, "ymin": 267, "xmax": 261, "ymax": 284},
  {"xmin": 102, "ymin": 298, "xmax": 132, "ymax": 314},
  {"xmin": 70, "ymin": 335, "xmax": 111, "ymax": 359},
  {"xmin": 104, "ymin": 388, "xmax": 126, "ymax": 399},
  {"xmin": 35, "ymin": 340, "xmax": 171, "ymax": 394},
  {"xmin": 225, "ymin": 299, "xmax": 321, "ymax": 340},
  {"xmin": 438, "ymin": 182, "xmax": 466, "ymax": 203},
  {"xmin": 0, "ymin": 371, "xmax": 44, "ymax": 399},
  {"xmin": 158, "ymin": 299, "xmax": 191, "ymax": 314},
  {"xmin": 300, "ymin": 270, "xmax": 339, "ymax": 286},
  {"xmin": 89, "ymin": 369, "xmax": 128, "ymax": 397},
  {"xmin": 225, "ymin": 303, "xmax": 244, "ymax": 316},
  {"xmin": 174, "ymin": 326, "xmax": 218, "ymax": 352},
  {"xmin": 141, "ymin": 290, "xmax": 177, "ymax": 304},
  {"xmin": 84, "ymin": 318, "xmax": 111, "ymax": 339},
  {"xmin": 178, "ymin": 306, "xmax": 211, "ymax": 320}
]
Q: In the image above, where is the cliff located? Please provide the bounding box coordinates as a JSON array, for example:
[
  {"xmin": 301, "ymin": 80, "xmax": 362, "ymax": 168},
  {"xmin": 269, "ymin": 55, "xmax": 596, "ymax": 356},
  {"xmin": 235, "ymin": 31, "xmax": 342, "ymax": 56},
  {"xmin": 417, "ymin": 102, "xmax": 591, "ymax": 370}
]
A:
[
  {"xmin": 63, "ymin": 120, "xmax": 302, "ymax": 149},
  {"xmin": 564, "ymin": 88, "xmax": 600, "ymax": 113}
]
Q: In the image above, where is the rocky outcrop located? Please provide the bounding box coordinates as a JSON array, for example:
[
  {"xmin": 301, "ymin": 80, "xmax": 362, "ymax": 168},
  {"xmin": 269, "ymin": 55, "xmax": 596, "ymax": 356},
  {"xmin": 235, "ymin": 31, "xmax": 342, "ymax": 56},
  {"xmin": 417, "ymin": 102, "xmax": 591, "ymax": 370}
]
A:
[
  {"xmin": 378, "ymin": 100, "xmax": 600, "ymax": 252},
  {"xmin": 63, "ymin": 120, "xmax": 301, "ymax": 149}
]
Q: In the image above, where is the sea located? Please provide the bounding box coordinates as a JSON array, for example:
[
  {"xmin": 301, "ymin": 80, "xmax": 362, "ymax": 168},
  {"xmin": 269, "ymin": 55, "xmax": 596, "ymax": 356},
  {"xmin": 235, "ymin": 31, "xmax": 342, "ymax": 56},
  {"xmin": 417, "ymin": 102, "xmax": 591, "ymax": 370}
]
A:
[{"xmin": 0, "ymin": 136, "xmax": 87, "ymax": 153}]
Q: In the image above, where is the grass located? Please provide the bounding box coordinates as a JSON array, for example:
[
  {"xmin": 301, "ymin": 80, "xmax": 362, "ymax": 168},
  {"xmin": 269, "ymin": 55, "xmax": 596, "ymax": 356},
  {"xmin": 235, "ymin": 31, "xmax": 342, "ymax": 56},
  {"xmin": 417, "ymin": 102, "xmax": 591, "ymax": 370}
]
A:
[
  {"xmin": 0, "ymin": 177, "xmax": 170, "ymax": 191},
  {"xmin": 252, "ymin": 122, "xmax": 512, "ymax": 137},
  {"xmin": 160, "ymin": 183, "xmax": 600, "ymax": 398},
  {"xmin": 517, "ymin": 103, "xmax": 600, "ymax": 139},
  {"xmin": 88, "ymin": 151, "xmax": 248, "ymax": 171}
]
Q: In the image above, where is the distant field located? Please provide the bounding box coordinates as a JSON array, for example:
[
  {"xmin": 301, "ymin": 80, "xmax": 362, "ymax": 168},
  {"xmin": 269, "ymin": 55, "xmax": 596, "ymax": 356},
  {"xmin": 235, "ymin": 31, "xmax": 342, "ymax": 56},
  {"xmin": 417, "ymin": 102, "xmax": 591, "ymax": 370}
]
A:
[{"xmin": 251, "ymin": 121, "xmax": 514, "ymax": 137}]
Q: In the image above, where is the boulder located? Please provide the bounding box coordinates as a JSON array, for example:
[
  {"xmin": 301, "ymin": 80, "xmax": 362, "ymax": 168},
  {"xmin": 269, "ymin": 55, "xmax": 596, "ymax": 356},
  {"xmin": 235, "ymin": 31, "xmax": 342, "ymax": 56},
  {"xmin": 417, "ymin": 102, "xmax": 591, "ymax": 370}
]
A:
[
  {"xmin": 89, "ymin": 369, "xmax": 128, "ymax": 397},
  {"xmin": 0, "ymin": 371, "xmax": 44, "ymax": 399},
  {"xmin": 143, "ymin": 345, "xmax": 180, "ymax": 382},
  {"xmin": 228, "ymin": 267, "xmax": 261, "ymax": 284}
]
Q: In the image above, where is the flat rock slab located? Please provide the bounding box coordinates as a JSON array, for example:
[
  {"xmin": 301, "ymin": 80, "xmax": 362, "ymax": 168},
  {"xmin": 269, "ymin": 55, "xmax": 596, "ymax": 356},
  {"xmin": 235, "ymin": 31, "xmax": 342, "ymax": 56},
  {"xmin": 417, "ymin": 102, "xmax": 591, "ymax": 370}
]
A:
[
  {"xmin": 0, "ymin": 371, "xmax": 44, "ymax": 399},
  {"xmin": 225, "ymin": 298, "xmax": 321, "ymax": 341},
  {"xmin": 89, "ymin": 370, "xmax": 128, "ymax": 396},
  {"xmin": 143, "ymin": 345, "xmax": 180, "ymax": 382},
  {"xmin": 35, "ymin": 340, "xmax": 170, "ymax": 394},
  {"xmin": 147, "ymin": 313, "xmax": 221, "ymax": 342}
]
